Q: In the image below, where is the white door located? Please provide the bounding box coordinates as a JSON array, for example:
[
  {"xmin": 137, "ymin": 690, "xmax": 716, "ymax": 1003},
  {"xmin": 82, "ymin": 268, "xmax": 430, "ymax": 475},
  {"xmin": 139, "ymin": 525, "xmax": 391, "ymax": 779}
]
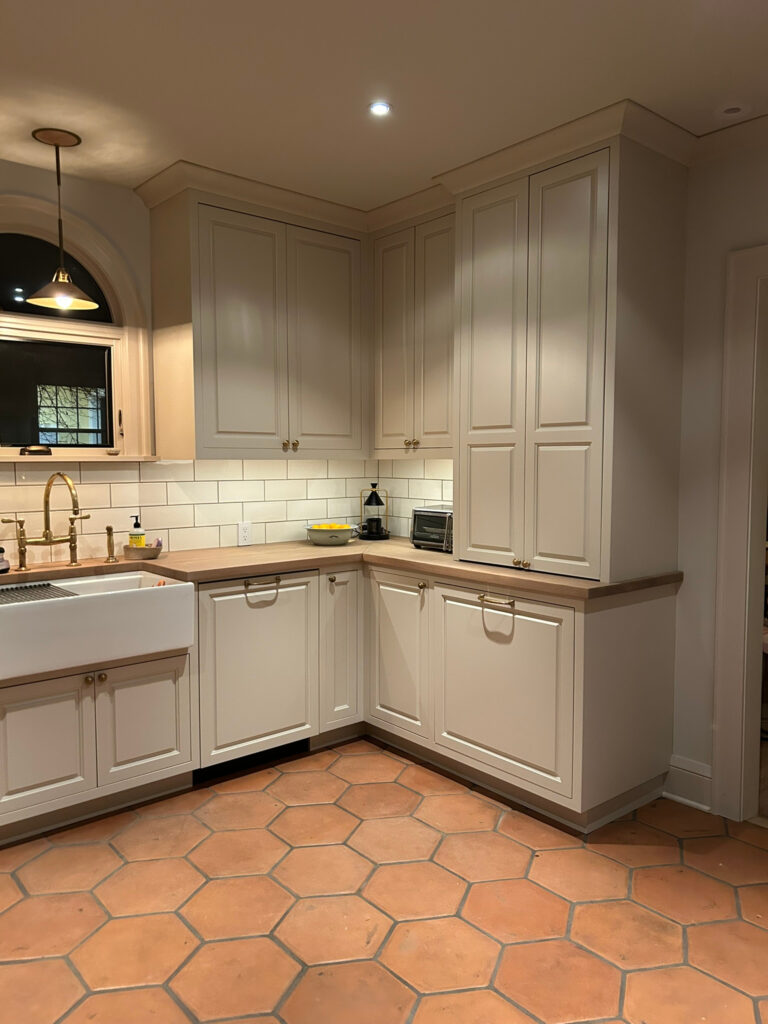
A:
[
  {"xmin": 199, "ymin": 573, "xmax": 319, "ymax": 766},
  {"xmin": 524, "ymin": 151, "xmax": 608, "ymax": 578},
  {"xmin": 457, "ymin": 177, "xmax": 529, "ymax": 566},
  {"xmin": 414, "ymin": 215, "xmax": 455, "ymax": 450},
  {"xmin": 432, "ymin": 584, "xmax": 574, "ymax": 797},
  {"xmin": 319, "ymin": 570, "xmax": 363, "ymax": 730},
  {"xmin": 0, "ymin": 674, "xmax": 97, "ymax": 815},
  {"xmin": 374, "ymin": 229, "xmax": 415, "ymax": 451},
  {"xmin": 197, "ymin": 204, "xmax": 289, "ymax": 453},
  {"xmin": 287, "ymin": 227, "xmax": 362, "ymax": 451},
  {"xmin": 95, "ymin": 655, "xmax": 192, "ymax": 787},
  {"xmin": 367, "ymin": 570, "xmax": 430, "ymax": 738}
]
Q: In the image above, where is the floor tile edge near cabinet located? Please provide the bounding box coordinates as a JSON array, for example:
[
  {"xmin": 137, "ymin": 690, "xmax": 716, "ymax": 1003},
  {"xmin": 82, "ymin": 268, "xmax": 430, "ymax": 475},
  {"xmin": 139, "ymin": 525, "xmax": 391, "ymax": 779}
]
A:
[
  {"xmin": 456, "ymin": 175, "xmax": 529, "ymax": 568},
  {"xmin": 524, "ymin": 149, "xmax": 609, "ymax": 580}
]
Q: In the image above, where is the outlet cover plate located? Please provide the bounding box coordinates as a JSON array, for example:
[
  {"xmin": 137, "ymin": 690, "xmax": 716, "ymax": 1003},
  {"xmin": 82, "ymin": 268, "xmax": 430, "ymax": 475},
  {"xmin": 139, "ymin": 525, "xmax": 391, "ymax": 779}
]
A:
[{"xmin": 237, "ymin": 521, "xmax": 252, "ymax": 546}]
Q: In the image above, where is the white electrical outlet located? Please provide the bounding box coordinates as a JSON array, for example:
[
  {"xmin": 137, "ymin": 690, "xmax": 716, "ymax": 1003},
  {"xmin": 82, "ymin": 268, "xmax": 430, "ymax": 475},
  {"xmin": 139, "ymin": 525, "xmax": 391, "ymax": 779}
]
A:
[{"xmin": 237, "ymin": 521, "xmax": 252, "ymax": 546}]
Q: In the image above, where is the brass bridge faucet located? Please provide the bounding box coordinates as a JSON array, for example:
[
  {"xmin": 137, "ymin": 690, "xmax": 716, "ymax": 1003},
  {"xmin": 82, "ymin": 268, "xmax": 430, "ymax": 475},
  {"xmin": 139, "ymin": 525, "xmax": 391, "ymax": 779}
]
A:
[{"xmin": 2, "ymin": 472, "xmax": 90, "ymax": 570}]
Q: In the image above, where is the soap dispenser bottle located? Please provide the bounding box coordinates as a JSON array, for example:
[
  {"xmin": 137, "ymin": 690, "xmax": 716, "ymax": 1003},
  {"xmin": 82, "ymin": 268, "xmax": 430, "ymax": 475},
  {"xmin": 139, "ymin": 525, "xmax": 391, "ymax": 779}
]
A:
[
  {"xmin": 128, "ymin": 514, "xmax": 146, "ymax": 548},
  {"xmin": 0, "ymin": 547, "xmax": 9, "ymax": 574}
]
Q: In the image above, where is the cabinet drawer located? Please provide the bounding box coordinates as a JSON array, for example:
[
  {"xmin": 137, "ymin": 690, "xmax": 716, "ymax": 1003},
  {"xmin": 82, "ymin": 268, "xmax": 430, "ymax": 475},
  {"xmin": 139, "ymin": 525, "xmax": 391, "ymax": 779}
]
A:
[{"xmin": 432, "ymin": 584, "xmax": 574, "ymax": 796}]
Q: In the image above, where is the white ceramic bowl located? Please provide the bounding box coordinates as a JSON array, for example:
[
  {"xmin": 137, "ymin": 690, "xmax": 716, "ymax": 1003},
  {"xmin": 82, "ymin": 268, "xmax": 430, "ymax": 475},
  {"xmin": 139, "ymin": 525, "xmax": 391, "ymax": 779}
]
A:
[{"xmin": 306, "ymin": 524, "xmax": 358, "ymax": 546}]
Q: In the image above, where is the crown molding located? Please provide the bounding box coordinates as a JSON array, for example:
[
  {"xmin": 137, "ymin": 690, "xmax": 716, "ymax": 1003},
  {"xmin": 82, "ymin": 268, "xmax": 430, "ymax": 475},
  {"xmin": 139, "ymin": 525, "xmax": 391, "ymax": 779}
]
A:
[
  {"xmin": 693, "ymin": 113, "xmax": 768, "ymax": 165},
  {"xmin": 433, "ymin": 100, "xmax": 696, "ymax": 195},
  {"xmin": 365, "ymin": 185, "xmax": 454, "ymax": 232}
]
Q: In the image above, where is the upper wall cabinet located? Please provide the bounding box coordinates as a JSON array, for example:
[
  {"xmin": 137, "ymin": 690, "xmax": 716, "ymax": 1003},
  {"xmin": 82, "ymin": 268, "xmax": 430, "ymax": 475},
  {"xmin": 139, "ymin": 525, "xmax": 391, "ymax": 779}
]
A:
[
  {"xmin": 457, "ymin": 139, "xmax": 686, "ymax": 582},
  {"xmin": 374, "ymin": 214, "xmax": 455, "ymax": 455},
  {"xmin": 151, "ymin": 198, "xmax": 364, "ymax": 459}
]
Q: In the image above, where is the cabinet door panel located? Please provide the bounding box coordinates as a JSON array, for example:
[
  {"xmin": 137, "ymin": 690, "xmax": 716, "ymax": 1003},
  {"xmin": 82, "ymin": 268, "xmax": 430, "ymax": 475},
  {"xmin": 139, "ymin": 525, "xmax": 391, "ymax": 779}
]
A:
[
  {"xmin": 367, "ymin": 571, "xmax": 429, "ymax": 737},
  {"xmin": 287, "ymin": 228, "xmax": 362, "ymax": 450},
  {"xmin": 95, "ymin": 656, "xmax": 191, "ymax": 786},
  {"xmin": 414, "ymin": 216, "xmax": 454, "ymax": 448},
  {"xmin": 197, "ymin": 205, "xmax": 288, "ymax": 451},
  {"xmin": 458, "ymin": 179, "xmax": 528, "ymax": 565},
  {"xmin": 0, "ymin": 675, "xmax": 96, "ymax": 813},
  {"xmin": 433, "ymin": 585, "xmax": 574, "ymax": 796},
  {"xmin": 374, "ymin": 230, "xmax": 415, "ymax": 450},
  {"xmin": 319, "ymin": 570, "xmax": 362, "ymax": 729},
  {"xmin": 199, "ymin": 574, "xmax": 318, "ymax": 765},
  {"xmin": 525, "ymin": 152, "xmax": 608, "ymax": 577}
]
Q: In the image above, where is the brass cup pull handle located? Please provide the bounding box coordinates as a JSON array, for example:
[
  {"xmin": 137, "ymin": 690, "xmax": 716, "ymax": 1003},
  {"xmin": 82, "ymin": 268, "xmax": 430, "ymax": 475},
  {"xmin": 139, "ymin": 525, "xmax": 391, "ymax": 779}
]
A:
[
  {"xmin": 291, "ymin": 440, "xmax": 299, "ymax": 451},
  {"xmin": 328, "ymin": 575, "xmax": 337, "ymax": 584},
  {"xmin": 478, "ymin": 593, "xmax": 515, "ymax": 609},
  {"xmin": 404, "ymin": 439, "xmax": 412, "ymax": 448},
  {"xmin": 84, "ymin": 674, "xmax": 95, "ymax": 685},
  {"xmin": 245, "ymin": 575, "xmax": 281, "ymax": 591},
  {"xmin": 282, "ymin": 440, "xmax": 290, "ymax": 451},
  {"xmin": 97, "ymin": 672, "xmax": 108, "ymax": 683},
  {"xmin": 418, "ymin": 581, "xmax": 427, "ymax": 590}
]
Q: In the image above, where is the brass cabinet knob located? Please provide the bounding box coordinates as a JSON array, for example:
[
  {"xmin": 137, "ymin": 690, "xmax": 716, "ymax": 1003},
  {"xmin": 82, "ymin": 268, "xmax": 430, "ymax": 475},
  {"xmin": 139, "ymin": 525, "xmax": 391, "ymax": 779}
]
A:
[
  {"xmin": 418, "ymin": 581, "xmax": 427, "ymax": 590},
  {"xmin": 404, "ymin": 439, "xmax": 412, "ymax": 448},
  {"xmin": 282, "ymin": 440, "xmax": 290, "ymax": 451},
  {"xmin": 328, "ymin": 575, "xmax": 337, "ymax": 584},
  {"xmin": 512, "ymin": 558, "xmax": 522, "ymax": 567},
  {"xmin": 412, "ymin": 439, "xmax": 420, "ymax": 448},
  {"xmin": 97, "ymin": 672, "xmax": 108, "ymax": 683},
  {"xmin": 84, "ymin": 674, "xmax": 95, "ymax": 685},
  {"xmin": 291, "ymin": 440, "xmax": 299, "ymax": 451},
  {"xmin": 521, "ymin": 560, "xmax": 531, "ymax": 569}
]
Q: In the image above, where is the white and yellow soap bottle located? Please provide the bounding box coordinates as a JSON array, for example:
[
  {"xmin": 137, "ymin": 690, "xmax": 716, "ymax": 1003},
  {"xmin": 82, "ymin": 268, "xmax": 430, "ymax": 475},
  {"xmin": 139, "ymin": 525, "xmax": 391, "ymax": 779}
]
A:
[{"xmin": 128, "ymin": 514, "xmax": 146, "ymax": 548}]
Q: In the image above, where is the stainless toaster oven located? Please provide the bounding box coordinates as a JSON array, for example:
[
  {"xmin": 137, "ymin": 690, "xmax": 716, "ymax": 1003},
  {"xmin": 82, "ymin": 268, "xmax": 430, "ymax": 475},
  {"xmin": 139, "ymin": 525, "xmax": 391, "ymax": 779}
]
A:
[{"xmin": 410, "ymin": 505, "xmax": 453, "ymax": 552}]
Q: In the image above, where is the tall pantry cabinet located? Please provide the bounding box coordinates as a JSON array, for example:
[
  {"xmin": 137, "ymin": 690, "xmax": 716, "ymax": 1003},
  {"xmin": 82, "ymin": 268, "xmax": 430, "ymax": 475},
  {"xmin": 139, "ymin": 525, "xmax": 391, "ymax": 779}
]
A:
[{"xmin": 455, "ymin": 139, "xmax": 686, "ymax": 582}]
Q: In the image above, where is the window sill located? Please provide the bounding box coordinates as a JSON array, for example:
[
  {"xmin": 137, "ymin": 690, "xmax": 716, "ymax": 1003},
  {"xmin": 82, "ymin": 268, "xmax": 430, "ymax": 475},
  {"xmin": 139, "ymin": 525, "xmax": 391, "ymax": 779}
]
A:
[{"xmin": 0, "ymin": 452, "xmax": 158, "ymax": 463}]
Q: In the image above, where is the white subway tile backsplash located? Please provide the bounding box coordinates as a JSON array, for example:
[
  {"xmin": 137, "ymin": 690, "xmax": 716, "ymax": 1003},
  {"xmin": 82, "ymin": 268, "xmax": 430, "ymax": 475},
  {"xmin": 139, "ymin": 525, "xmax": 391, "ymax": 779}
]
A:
[
  {"xmin": 392, "ymin": 459, "xmax": 426, "ymax": 479},
  {"xmin": 168, "ymin": 526, "xmax": 220, "ymax": 551},
  {"xmin": 82, "ymin": 462, "xmax": 139, "ymax": 483},
  {"xmin": 243, "ymin": 460, "xmax": 288, "ymax": 480},
  {"xmin": 264, "ymin": 479, "xmax": 307, "ymax": 500},
  {"xmin": 265, "ymin": 520, "xmax": 308, "ymax": 543},
  {"xmin": 194, "ymin": 460, "xmax": 243, "ymax": 481},
  {"xmin": 194, "ymin": 502, "xmax": 243, "ymax": 526},
  {"xmin": 166, "ymin": 481, "xmax": 219, "ymax": 504},
  {"xmin": 0, "ymin": 466, "xmax": 15, "ymax": 486},
  {"xmin": 140, "ymin": 461, "xmax": 194, "ymax": 482},
  {"xmin": 15, "ymin": 462, "xmax": 81, "ymax": 484},
  {"xmin": 307, "ymin": 478, "xmax": 346, "ymax": 499},
  {"xmin": 408, "ymin": 478, "xmax": 443, "ymax": 501},
  {"xmin": 110, "ymin": 483, "xmax": 139, "ymax": 508},
  {"xmin": 286, "ymin": 499, "xmax": 327, "ymax": 520},
  {"xmin": 443, "ymin": 480, "xmax": 454, "ymax": 501},
  {"xmin": 425, "ymin": 459, "xmax": 454, "ymax": 480},
  {"xmin": 378, "ymin": 477, "xmax": 409, "ymax": 499},
  {"xmin": 81, "ymin": 506, "xmax": 136, "ymax": 535},
  {"xmin": 328, "ymin": 459, "xmax": 365, "ymax": 478},
  {"xmin": 219, "ymin": 524, "xmax": 238, "ymax": 547},
  {"xmin": 243, "ymin": 500, "xmax": 288, "ymax": 523},
  {"xmin": 327, "ymin": 497, "xmax": 358, "ymax": 518},
  {"xmin": 219, "ymin": 480, "xmax": 265, "ymax": 503},
  {"xmin": 287, "ymin": 460, "xmax": 327, "ymax": 479},
  {"xmin": 140, "ymin": 505, "xmax": 194, "ymax": 530}
]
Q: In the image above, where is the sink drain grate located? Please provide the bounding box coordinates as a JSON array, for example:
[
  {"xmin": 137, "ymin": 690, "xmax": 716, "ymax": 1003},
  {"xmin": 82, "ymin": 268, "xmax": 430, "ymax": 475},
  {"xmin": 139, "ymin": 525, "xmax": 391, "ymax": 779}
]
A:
[{"xmin": 0, "ymin": 582, "xmax": 76, "ymax": 605}]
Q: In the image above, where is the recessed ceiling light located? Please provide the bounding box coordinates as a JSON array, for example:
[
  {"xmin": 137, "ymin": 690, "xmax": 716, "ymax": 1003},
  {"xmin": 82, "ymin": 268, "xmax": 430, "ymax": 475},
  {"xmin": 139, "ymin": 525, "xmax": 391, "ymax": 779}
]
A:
[
  {"xmin": 13, "ymin": 287, "xmax": 22, "ymax": 293},
  {"xmin": 13, "ymin": 296, "xmax": 24, "ymax": 302},
  {"xmin": 369, "ymin": 101, "xmax": 391, "ymax": 117},
  {"xmin": 717, "ymin": 103, "xmax": 750, "ymax": 118}
]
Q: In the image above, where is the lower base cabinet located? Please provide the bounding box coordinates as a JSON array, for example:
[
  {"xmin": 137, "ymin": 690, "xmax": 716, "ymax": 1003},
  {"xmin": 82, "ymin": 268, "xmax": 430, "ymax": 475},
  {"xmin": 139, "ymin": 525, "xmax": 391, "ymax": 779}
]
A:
[
  {"xmin": 199, "ymin": 572, "xmax": 319, "ymax": 766},
  {"xmin": 319, "ymin": 570, "xmax": 363, "ymax": 730}
]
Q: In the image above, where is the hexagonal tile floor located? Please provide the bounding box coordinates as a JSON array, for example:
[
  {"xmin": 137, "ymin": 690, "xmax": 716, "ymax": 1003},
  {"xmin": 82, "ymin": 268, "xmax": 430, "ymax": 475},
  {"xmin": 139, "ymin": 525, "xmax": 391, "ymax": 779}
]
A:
[{"xmin": 1, "ymin": 744, "xmax": 767, "ymax": 1023}]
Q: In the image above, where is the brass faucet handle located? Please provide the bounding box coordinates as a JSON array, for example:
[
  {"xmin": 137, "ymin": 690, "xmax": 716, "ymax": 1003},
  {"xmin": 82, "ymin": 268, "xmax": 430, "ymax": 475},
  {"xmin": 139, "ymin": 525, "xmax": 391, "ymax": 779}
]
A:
[
  {"xmin": 69, "ymin": 512, "xmax": 91, "ymax": 523},
  {"xmin": 1, "ymin": 517, "xmax": 25, "ymax": 527}
]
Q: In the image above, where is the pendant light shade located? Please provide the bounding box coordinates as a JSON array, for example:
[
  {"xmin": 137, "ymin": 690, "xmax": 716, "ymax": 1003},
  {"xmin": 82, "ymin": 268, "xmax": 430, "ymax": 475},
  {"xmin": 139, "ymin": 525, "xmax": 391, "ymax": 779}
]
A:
[{"xmin": 26, "ymin": 127, "xmax": 99, "ymax": 312}]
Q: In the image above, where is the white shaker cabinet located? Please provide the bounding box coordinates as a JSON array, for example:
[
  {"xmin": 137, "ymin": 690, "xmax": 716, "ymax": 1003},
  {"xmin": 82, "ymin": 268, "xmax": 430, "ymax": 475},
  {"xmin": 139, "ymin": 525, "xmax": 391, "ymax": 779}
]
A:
[
  {"xmin": 319, "ymin": 569, "xmax": 363, "ymax": 730},
  {"xmin": 94, "ymin": 655, "xmax": 192, "ymax": 787},
  {"xmin": 198, "ymin": 573, "xmax": 319, "ymax": 766},
  {"xmin": 374, "ymin": 215, "xmax": 455, "ymax": 454},
  {"xmin": 0, "ymin": 673, "xmax": 97, "ymax": 816},
  {"xmin": 366, "ymin": 569, "xmax": 430, "ymax": 738},
  {"xmin": 432, "ymin": 584, "xmax": 574, "ymax": 797}
]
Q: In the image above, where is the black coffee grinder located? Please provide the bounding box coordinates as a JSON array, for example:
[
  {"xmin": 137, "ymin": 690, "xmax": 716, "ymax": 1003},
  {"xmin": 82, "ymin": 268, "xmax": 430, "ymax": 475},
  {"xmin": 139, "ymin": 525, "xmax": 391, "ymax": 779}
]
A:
[{"xmin": 359, "ymin": 483, "xmax": 390, "ymax": 540}]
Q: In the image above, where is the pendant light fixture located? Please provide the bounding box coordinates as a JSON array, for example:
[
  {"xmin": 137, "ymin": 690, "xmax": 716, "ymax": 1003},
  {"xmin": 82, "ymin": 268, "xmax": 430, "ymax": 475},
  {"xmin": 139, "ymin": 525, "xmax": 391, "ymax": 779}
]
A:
[{"xmin": 26, "ymin": 127, "xmax": 98, "ymax": 311}]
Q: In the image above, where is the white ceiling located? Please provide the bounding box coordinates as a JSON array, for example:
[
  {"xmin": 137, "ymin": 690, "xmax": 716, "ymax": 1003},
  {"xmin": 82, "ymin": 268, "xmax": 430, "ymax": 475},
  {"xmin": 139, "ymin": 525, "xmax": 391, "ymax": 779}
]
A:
[{"xmin": 1, "ymin": 0, "xmax": 767, "ymax": 210}]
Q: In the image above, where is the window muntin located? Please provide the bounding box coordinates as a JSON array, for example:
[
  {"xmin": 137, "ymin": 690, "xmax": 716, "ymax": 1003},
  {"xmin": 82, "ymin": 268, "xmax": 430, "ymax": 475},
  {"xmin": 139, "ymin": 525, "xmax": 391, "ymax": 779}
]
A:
[{"xmin": 37, "ymin": 384, "xmax": 107, "ymax": 446}]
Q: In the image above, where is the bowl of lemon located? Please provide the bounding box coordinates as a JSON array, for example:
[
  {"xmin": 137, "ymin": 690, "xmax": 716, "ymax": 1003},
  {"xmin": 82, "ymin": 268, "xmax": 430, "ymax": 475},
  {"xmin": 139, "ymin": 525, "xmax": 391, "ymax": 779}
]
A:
[{"xmin": 306, "ymin": 523, "xmax": 359, "ymax": 546}]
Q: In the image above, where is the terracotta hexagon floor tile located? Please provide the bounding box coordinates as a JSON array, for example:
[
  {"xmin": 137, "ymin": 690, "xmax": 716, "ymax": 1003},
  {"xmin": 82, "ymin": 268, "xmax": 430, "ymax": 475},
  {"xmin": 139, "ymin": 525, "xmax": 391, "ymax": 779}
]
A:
[
  {"xmin": 281, "ymin": 962, "xmax": 416, "ymax": 1024},
  {"xmin": 496, "ymin": 939, "xmax": 621, "ymax": 1022},
  {"xmin": 0, "ymin": 838, "xmax": 50, "ymax": 872},
  {"xmin": 136, "ymin": 789, "xmax": 212, "ymax": 816},
  {"xmin": 587, "ymin": 820, "xmax": 680, "ymax": 867},
  {"xmin": 339, "ymin": 782, "xmax": 421, "ymax": 818},
  {"xmin": 0, "ymin": 873, "xmax": 21, "ymax": 913},
  {"xmin": 397, "ymin": 764, "xmax": 466, "ymax": 795},
  {"xmin": 632, "ymin": 864, "xmax": 737, "ymax": 924},
  {"xmin": 94, "ymin": 858, "xmax": 204, "ymax": 915},
  {"xmin": 62, "ymin": 988, "xmax": 190, "ymax": 1024},
  {"xmin": 528, "ymin": 847, "xmax": 629, "ymax": 901},
  {"xmin": 364, "ymin": 861, "xmax": 467, "ymax": 919},
  {"xmin": 111, "ymin": 815, "xmax": 209, "ymax": 860},
  {"xmin": 571, "ymin": 900, "xmax": 683, "ymax": 968},
  {"xmin": 71, "ymin": 914, "xmax": 198, "ymax": 989},
  {"xmin": 270, "ymin": 804, "xmax": 358, "ymax": 845},
  {"xmin": 188, "ymin": 827, "xmax": 288, "ymax": 876},
  {"xmin": 637, "ymin": 797, "xmax": 725, "ymax": 838},
  {"xmin": 267, "ymin": 771, "xmax": 348, "ymax": 805},
  {"xmin": 280, "ymin": 750, "xmax": 339, "ymax": 771},
  {"xmin": 381, "ymin": 918, "xmax": 500, "ymax": 992},
  {"xmin": 212, "ymin": 767, "xmax": 280, "ymax": 792},
  {"xmin": 760, "ymin": 999, "xmax": 768, "ymax": 1024},
  {"xmin": 0, "ymin": 959, "xmax": 83, "ymax": 1024},
  {"xmin": 740, "ymin": 883, "xmax": 768, "ymax": 928},
  {"xmin": 624, "ymin": 965, "xmax": 755, "ymax": 1024},
  {"xmin": 348, "ymin": 816, "xmax": 440, "ymax": 862},
  {"xmin": 434, "ymin": 831, "xmax": 531, "ymax": 881},
  {"xmin": 181, "ymin": 875, "xmax": 294, "ymax": 938},
  {"xmin": 461, "ymin": 878, "xmax": 569, "ymax": 943},
  {"xmin": 330, "ymin": 753, "xmax": 404, "ymax": 783},
  {"xmin": 48, "ymin": 811, "xmax": 137, "ymax": 844},
  {"xmin": 0, "ymin": 893, "xmax": 105, "ymax": 959},
  {"xmin": 414, "ymin": 794, "xmax": 500, "ymax": 832},
  {"xmin": 413, "ymin": 990, "xmax": 536, "ymax": 1024},
  {"xmin": 688, "ymin": 919, "xmax": 768, "ymax": 995},
  {"xmin": 333, "ymin": 739, "xmax": 383, "ymax": 754},
  {"xmin": 273, "ymin": 844, "xmax": 372, "ymax": 895},
  {"xmin": 684, "ymin": 836, "xmax": 768, "ymax": 884},
  {"xmin": 17, "ymin": 844, "xmax": 122, "ymax": 893},
  {"xmin": 276, "ymin": 894, "xmax": 390, "ymax": 963},
  {"xmin": 728, "ymin": 820, "xmax": 768, "ymax": 851},
  {"xmin": 196, "ymin": 792, "xmax": 283, "ymax": 830},
  {"xmin": 171, "ymin": 937, "xmax": 300, "ymax": 1020},
  {"xmin": 499, "ymin": 810, "xmax": 582, "ymax": 850}
]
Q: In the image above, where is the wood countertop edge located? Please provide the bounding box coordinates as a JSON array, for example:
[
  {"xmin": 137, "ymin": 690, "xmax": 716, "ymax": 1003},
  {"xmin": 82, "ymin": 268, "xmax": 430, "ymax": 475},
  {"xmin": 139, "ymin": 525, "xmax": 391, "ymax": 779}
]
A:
[{"xmin": 0, "ymin": 540, "xmax": 683, "ymax": 601}]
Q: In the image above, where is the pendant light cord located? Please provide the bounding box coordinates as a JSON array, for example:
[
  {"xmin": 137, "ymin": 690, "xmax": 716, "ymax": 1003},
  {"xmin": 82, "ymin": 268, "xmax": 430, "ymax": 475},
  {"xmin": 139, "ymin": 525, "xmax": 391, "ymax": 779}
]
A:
[{"xmin": 55, "ymin": 144, "xmax": 64, "ymax": 267}]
